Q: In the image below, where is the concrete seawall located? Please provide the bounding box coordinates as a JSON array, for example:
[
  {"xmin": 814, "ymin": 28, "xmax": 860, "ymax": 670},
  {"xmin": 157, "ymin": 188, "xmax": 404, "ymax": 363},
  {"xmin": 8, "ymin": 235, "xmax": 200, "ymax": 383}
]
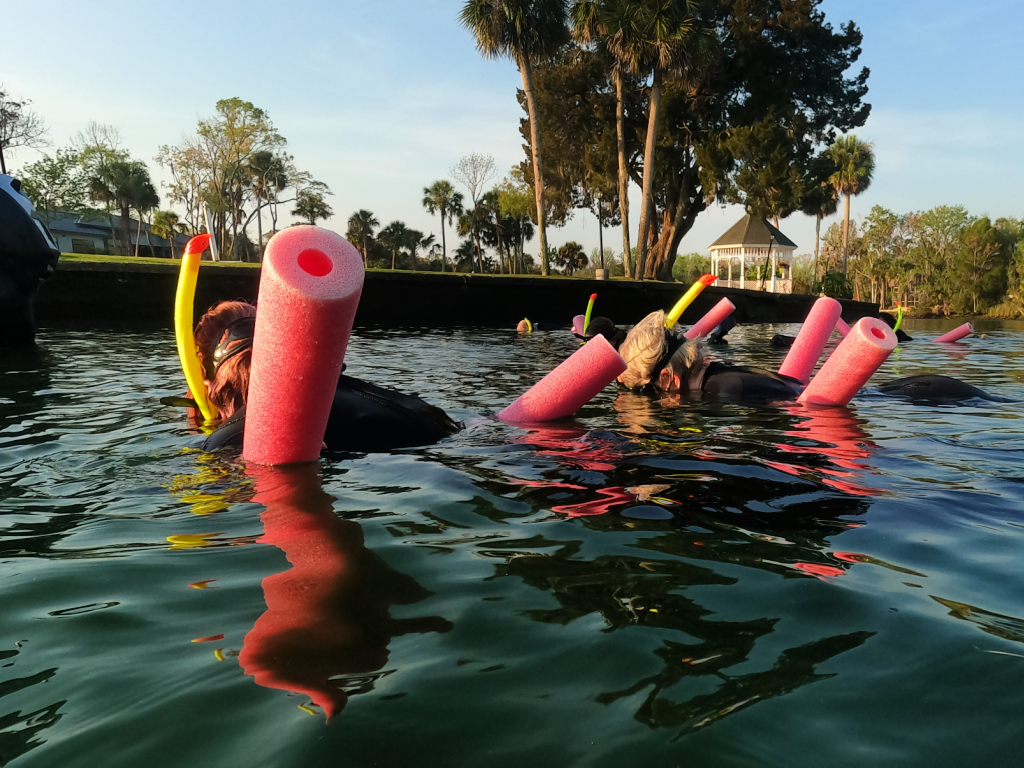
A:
[{"xmin": 35, "ymin": 261, "xmax": 879, "ymax": 328}]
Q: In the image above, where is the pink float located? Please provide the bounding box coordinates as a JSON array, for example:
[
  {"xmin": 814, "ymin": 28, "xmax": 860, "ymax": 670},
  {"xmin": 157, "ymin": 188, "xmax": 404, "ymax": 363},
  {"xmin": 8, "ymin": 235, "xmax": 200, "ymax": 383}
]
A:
[
  {"xmin": 243, "ymin": 226, "xmax": 365, "ymax": 465},
  {"xmin": 778, "ymin": 297, "xmax": 843, "ymax": 384},
  {"xmin": 799, "ymin": 317, "xmax": 898, "ymax": 406},
  {"xmin": 572, "ymin": 315, "xmax": 586, "ymax": 335},
  {"xmin": 497, "ymin": 334, "xmax": 626, "ymax": 423},
  {"xmin": 683, "ymin": 298, "xmax": 736, "ymax": 340},
  {"xmin": 835, "ymin": 318, "xmax": 851, "ymax": 337},
  {"xmin": 933, "ymin": 322, "xmax": 973, "ymax": 343}
]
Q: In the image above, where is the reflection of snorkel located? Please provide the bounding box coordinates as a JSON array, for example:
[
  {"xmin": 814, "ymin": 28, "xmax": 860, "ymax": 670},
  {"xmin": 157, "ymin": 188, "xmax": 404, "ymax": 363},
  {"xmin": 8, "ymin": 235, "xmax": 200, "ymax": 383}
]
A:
[
  {"xmin": 665, "ymin": 274, "xmax": 717, "ymax": 328},
  {"xmin": 174, "ymin": 234, "xmax": 216, "ymax": 422}
]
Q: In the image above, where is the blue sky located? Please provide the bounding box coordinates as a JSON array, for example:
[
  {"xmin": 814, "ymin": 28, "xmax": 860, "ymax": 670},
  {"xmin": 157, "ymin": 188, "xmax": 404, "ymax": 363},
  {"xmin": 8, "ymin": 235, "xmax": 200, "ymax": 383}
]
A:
[{"xmin": 5, "ymin": 0, "xmax": 1022, "ymax": 260}]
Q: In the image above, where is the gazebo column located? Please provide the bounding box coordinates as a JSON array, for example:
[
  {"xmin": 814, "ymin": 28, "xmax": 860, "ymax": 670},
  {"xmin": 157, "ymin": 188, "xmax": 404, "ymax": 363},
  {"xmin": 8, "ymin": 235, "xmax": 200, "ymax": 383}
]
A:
[
  {"xmin": 727, "ymin": 255, "xmax": 732, "ymax": 284},
  {"xmin": 739, "ymin": 248, "xmax": 745, "ymax": 289},
  {"xmin": 770, "ymin": 251, "xmax": 777, "ymax": 293}
]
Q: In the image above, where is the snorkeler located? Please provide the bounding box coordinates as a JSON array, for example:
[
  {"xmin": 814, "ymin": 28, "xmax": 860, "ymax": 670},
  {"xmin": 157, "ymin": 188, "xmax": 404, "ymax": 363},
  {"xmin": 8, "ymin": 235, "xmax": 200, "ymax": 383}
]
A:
[
  {"xmin": 193, "ymin": 301, "xmax": 459, "ymax": 452},
  {"xmin": 617, "ymin": 311, "xmax": 802, "ymax": 401},
  {"xmin": 616, "ymin": 310, "xmax": 999, "ymax": 404},
  {"xmin": 771, "ymin": 311, "xmax": 911, "ymax": 349}
]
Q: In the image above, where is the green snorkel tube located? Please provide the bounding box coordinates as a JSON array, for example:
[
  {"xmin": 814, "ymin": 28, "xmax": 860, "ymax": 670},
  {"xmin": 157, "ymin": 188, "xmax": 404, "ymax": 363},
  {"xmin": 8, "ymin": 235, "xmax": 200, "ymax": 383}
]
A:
[
  {"xmin": 893, "ymin": 303, "xmax": 904, "ymax": 333},
  {"xmin": 580, "ymin": 293, "xmax": 597, "ymax": 345}
]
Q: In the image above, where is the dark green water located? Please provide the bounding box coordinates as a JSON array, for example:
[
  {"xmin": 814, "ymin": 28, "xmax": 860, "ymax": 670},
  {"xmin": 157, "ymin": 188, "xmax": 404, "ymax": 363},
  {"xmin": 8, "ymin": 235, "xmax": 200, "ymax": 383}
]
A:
[{"xmin": 2, "ymin": 321, "xmax": 1024, "ymax": 767}]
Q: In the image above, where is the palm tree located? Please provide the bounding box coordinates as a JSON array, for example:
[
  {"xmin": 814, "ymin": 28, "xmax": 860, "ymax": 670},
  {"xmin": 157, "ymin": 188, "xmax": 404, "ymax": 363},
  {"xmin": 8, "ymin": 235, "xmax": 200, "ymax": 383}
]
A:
[
  {"xmin": 422, "ymin": 180, "xmax": 464, "ymax": 271},
  {"xmin": 378, "ymin": 221, "xmax": 411, "ymax": 270},
  {"xmin": 827, "ymin": 134, "xmax": 875, "ymax": 275},
  {"xmin": 459, "ymin": 0, "xmax": 570, "ymax": 277},
  {"xmin": 346, "ymin": 209, "xmax": 380, "ymax": 266},
  {"xmin": 555, "ymin": 240, "xmax": 588, "ymax": 275},
  {"xmin": 458, "ymin": 206, "xmax": 490, "ymax": 272},
  {"xmin": 250, "ymin": 151, "xmax": 288, "ymax": 261},
  {"xmin": 292, "ymin": 189, "xmax": 333, "ymax": 225},
  {"xmin": 151, "ymin": 210, "xmax": 182, "ymax": 258},
  {"xmin": 87, "ymin": 159, "xmax": 158, "ymax": 256},
  {"xmin": 132, "ymin": 180, "xmax": 160, "ymax": 258},
  {"xmin": 599, "ymin": 0, "xmax": 706, "ymax": 281},
  {"xmin": 571, "ymin": 0, "xmax": 637, "ymax": 279},
  {"xmin": 799, "ymin": 153, "xmax": 840, "ymax": 283}
]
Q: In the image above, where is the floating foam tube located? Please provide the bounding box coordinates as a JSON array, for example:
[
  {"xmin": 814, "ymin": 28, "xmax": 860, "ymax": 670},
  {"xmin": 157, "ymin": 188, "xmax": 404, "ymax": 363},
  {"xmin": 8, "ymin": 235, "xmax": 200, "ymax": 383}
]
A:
[
  {"xmin": 778, "ymin": 297, "xmax": 843, "ymax": 384},
  {"xmin": 243, "ymin": 227, "xmax": 365, "ymax": 465},
  {"xmin": 798, "ymin": 317, "xmax": 897, "ymax": 406},
  {"xmin": 835, "ymin": 318, "xmax": 851, "ymax": 337},
  {"xmin": 933, "ymin": 322, "xmax": 973, "ymax": 343},
  {"xmin": 683, "ymin": 297, "xmax": 735, "ymax": 340},
  {"xmin": 572, "ymin": 315, "xmax": 586, "ymax": 335},
  {"xmin": 665, "ymin": 274, "xmax": 718, "ymax": 328},
  {"xmin": 497, "ymin": 334, "xmax": 626, "ymax": 423},
  {"xmin": 174, "ymin": 234, "xmax": 216, "ymax": 422}
]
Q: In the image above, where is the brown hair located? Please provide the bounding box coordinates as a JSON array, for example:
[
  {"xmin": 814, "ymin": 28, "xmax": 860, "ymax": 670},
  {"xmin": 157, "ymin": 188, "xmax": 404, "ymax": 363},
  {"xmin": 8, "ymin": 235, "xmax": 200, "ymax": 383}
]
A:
[{"xmin": 194, "ymin": 301, "xmax": 256, "ymax": 419}]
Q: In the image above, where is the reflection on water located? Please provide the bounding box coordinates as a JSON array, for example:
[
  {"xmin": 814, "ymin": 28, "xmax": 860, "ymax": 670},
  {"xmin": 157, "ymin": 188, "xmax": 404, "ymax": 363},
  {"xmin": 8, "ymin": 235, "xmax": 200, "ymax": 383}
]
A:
[
  {"xmin": 2, "ymin": 323, "xmax": 1024, "ymax": 766},
  {"xmin": 238, "ymin": 463, "xmax": 451, "ymax": 720}
]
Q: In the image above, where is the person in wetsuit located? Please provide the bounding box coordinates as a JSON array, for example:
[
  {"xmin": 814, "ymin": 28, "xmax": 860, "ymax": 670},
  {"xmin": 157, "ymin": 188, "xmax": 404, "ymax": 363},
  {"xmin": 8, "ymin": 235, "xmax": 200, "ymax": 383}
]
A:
[
  {"xmin": 0, "ymin": 174, "xmax": 60, "ymax": 347},
  {"xmin": 192, "ymin": 301, "xmax": 458, "ymax": 452},
  {"xmin": 617, "ymin": 311, "xmax": 802, "ymax": 401}
]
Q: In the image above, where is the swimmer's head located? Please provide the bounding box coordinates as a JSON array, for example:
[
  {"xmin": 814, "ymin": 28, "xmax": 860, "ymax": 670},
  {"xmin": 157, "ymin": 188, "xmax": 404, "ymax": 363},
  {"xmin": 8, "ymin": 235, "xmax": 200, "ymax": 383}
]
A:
[
  {"xmin": 195, "ymin": 301, "xmax": 256, "ymax": 419},
  {"xmin": 617, "ymin": 311, "xmax": 706, "ymax": 391},
  {"xmin": 583, "ymin": 316, "xmax": 627, "ymax": 350},
  {"xmin": 517, "ymin": 318, "xmax": 533, "ymax": 334}
]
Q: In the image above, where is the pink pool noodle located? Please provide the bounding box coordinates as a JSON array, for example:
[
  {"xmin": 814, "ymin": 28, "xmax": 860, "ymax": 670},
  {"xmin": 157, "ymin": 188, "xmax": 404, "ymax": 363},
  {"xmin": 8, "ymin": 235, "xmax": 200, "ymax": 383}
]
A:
[
  {"xmin": 683, "ymin": 298, "xmax": 736, "ymax": 340},
  {"xmin": 572, "ymin": 315, "xmax": 586, "ymax": 335},
  {"xmin": 933, "ymin": 322, "xmax": 973, "ymax": 343},
  {"xmin": 243, "ymin": 226, "xmax": 365, "ymax": 465},
  {"xmin": 799, "ymin": 317, "xmax": 898, "ymax": 406},
  {"xmin": 835, "ymin": 318, "xmax": 851, "ymax": 337},
  {"xmin": 778, "ymin": 297, "xmax": 843, "ymax": 384},
  {"xmin": 497, "ymin": 334, "xmax": 626, "ymax": 423}
]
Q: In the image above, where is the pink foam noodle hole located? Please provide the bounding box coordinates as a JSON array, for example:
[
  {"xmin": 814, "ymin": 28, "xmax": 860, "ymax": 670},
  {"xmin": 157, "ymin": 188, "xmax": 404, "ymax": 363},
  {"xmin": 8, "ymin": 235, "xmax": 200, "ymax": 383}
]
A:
[
  {"xmin": 778, "ymin": 297, "xmax": 843, "ymax": 384},
  {"xmin": 798, "ymin": 317, "xmax": 898, "ymax": 407},
  {"xmin": 933, "ymin": 322, "xmax": 973, "ymax": 343},
  {"xmin": 297, "ymin": 249, "xmax": 334, "ymax": 277},
  {"xmin": 497, "ymin": 334, "xmax": 627, "ymax": 424},
  {"xmin": 683, "ymin": 298, "xmax": 736, "ymax": 340},
  {"xmin": 243, "ymin": 226, "xmax": 365, "ymax": 465}
]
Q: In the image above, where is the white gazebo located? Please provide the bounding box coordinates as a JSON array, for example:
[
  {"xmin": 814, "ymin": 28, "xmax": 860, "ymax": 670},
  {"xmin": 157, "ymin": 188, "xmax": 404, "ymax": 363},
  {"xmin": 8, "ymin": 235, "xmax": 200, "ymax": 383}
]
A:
[{"xmin": 708, "ymin": 214, "xmax": 797, "ymax": 293}]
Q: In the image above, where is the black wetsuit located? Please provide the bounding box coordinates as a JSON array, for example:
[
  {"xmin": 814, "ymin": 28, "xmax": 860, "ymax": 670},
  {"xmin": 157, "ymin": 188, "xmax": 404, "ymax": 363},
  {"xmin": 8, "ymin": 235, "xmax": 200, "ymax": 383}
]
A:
[
  {"xmin": 700, "ymin": 362, "xmax": 802, "ymax": 401},
  {"xmin": 0, "ymin": 175, "xmax": 60, "ymax": 347},
  {"xmin": 877, "ymin": 375, "xmax": 1003, "ymax": 403},
  {"xmin": 203, "ymin": 375, "xmax": 459, "ymax": 453}
]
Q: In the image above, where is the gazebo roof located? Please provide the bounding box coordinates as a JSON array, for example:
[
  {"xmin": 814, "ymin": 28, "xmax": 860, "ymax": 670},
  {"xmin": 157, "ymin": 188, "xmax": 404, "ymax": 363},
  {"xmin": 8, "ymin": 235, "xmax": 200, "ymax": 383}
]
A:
[{"xmin": 709, "ymin": 214, "xmax": 797, "ymax": 250}]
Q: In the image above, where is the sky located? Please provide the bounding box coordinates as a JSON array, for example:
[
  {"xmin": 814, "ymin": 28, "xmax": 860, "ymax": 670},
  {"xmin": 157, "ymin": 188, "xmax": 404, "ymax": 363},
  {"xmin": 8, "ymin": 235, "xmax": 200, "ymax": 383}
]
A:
[{"xmin": 4, "ymin": 0, "xmax": 1023, "ymax": 262}]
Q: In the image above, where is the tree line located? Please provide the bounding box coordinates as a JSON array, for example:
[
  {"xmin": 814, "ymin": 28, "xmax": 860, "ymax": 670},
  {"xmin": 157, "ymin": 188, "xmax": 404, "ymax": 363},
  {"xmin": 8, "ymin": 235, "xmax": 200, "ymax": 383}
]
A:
[{"xmin": 1, "ymin": 89, "xmax": 332, "ymax": 260}]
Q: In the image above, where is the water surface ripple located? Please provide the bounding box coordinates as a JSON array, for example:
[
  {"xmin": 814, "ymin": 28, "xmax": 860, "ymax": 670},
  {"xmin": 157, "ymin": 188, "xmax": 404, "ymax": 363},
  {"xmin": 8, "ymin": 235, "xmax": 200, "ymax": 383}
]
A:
[{"xmin": 2, "ymin": 321, "xmax": 1023, "ymax": 768}]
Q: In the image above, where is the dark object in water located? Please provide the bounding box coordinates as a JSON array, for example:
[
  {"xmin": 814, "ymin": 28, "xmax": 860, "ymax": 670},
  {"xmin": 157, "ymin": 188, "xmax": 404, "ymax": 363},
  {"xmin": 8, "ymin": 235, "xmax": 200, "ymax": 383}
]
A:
[
  {"xmin": 0, "ymin": 175, "xmax": 60, "ymax": 347},
  {"xmin": 701, "ymin": 361, "xmax": 802, "ymax": 401},
  {"xmin": 770, "ymin": 334, "xmax": 796, "ymax": 349},
  {"xmin": 706, "ymin": 316, "xmax": 737, "ymax": 345},
  {"xmin": 580, "ymin": 316, "xmax": 628, "ymax": 349},
  {"xmin": 879, "ymin": 375, "xmax": 1002, "ymax": 403},
  {"xmin": 203, "ymin": 375, "xmax": 459, "ymax": 453},
  {"xmin": 621, "ymin": 505, "xmax": 674, "ymax": 520},
  {"xmin": 878, "ymin": 312, "xmax": 913, "ymax": 342}
]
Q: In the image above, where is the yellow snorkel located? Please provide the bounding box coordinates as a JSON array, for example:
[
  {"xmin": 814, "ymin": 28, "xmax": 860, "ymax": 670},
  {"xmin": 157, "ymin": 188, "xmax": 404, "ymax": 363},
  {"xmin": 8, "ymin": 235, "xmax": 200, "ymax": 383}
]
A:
[
  {"xmin": 174, "ymin": 234, "xmax": 217, "ymax": 422},
  {"xmin": 665, "ymin": 274, "xmax": 718, "ymax": 328},
  {"xmin": 583, "ymin": 293, "xmax": 597, "ymax": 335}
]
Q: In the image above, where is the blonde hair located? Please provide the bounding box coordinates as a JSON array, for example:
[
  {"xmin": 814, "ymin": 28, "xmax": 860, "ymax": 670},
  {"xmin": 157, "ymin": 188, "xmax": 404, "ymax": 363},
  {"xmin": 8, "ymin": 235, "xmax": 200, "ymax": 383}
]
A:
[{"xmin": 617, "ymin": 310, "xmax": 705, "ymax": 390}]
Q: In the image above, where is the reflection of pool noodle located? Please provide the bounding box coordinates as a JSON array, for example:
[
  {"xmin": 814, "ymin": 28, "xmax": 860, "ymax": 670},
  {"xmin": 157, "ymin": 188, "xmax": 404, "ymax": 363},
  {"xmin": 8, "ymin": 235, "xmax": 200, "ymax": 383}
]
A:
[
  {"xmin": 683, "ymin": 297, "xmax": 735, "ymax": 340},
  {"xmin": 243, "ymin": 227, "xmax": 365, "ymax": 465},
  {"xmin": 778, "ymin": 297, "xmax": 843, "ymax": 384},
  {"xmin": 835, "ymin": 318, "xmax": 851, "ymax": 337},
  {"xmin": 799, "ymin": 317, "xmax": 897, "ymax": 406},
  {"xmin": 933, "ymin": 322, "xmax": 973, "ymax": 343},
  {"xmin": 174, "ymin": 234, "xmax": 216, "ymax": 422},
  {"xmin": 572, "ymin": 314, "xmax": 586, "ymax": 335},
  {"xmin": 497, "ymin": 334, "xmax": 626, "ymax": 423},
  {"xmin": 665, "ymin": 274, "xmax": 717, "ymax": 328}
]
